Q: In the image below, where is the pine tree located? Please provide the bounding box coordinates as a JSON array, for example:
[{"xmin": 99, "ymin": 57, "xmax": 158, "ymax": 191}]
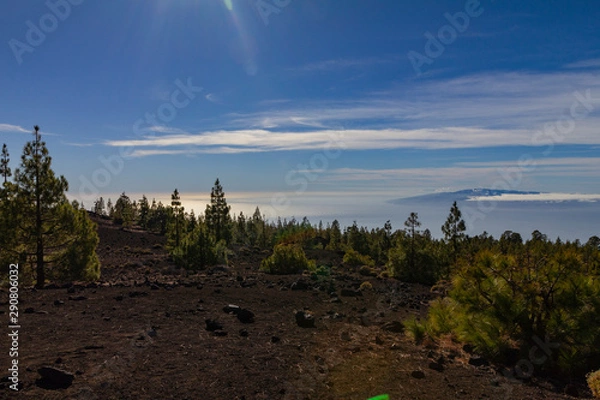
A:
[
  {"xmin": 114, "ymin": 192, "xmax": 133, "ymax": 227},
  {"xmin": 138, "ymin": 195, "xmax": 150, "ymax": 229},
  {"xmin": 7, "ymin": 126, "xmax": 100, "ymax": 287},
  {"xmin": 1, "ymin": 143, "xmax": 11, "ymax": 184},
  {"xmin": 205, "ymin": 178, "xmax": 232, "ymax": 244},
  {"xmin": 442, "ymin": 201, "xmax": 466, "ymax": 266},
  {"xmin": 106, "ymin": 198, "xmax": 114, "ymax": 218},
  {"xmin": 93, "ymin": 196, "xmax": 105, "ymax": 215},
  {"xmin": 235, "ymin": 211, "xmax": 247, "ymax": 244},
  {"xmin": 404, "ymin": 212, "xmax": 422, "ymax": 270},
  {"xmin": 327, "ymin": 219, "xmax": 342, "ymax": 251},
  {"xmin": 169, "ymin": 188, "xmax": 184, "ymax": 248}
]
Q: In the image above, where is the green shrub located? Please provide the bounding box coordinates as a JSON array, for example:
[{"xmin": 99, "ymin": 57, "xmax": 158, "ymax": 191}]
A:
[
  {"xmin": 172, "ymin": 224, "xmax": 220, "ymax": 270},
  {"xmin": 425, "ymin": 249, "xmax": 600, "ymax": 374},
  {"xmin": 404, "ymin": 316, "xmax": 427, "ymax": 345},
  {"xmin": 260, "ymin": 244, "xmax": 316, "ymax": 275},
  {"xmin": 387, "ymin": 245, "xmax": 439, "ymax": 285},
  {"xmin": 426, "ymin": 297, "xmax": 457, "ymax": 337},
  {"xmin": 588, "ymin": 369, "xmax": 600, "ymax": 398},
  {"xmin": 343, "ymin": 249, "xmax": 375, "ymax": 267}
]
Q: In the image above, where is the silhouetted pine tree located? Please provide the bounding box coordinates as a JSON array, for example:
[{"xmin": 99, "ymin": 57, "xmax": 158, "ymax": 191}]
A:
[
  {"xmin": 4, "ymin": 126, "xmax": 99, "ymax": 287},
  {"xmin": 1, "ymin": 143, "xmax": 11, "ymax": 184},
  {"xmin": 205, "ymin": 178, "xmax": 232, "ymax": 244}
]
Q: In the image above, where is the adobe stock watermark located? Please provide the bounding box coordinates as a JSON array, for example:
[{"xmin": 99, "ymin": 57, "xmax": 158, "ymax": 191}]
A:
[
  {"xmin": 7, "ymin": 263, "xmax": 21, "ymax": 391},
  {"xmin": 8, "ymin": 0, "xmax": 84, "ymax": 65},
  {"xmin": 462, "ymin": 88, "xmax": 599, "ymax": 231},
  {"xmin": 407, "ymin": 0, "xmax": 485, "ymax": 76},
  {"xmin": 499, "ymin": 335, "xmax": 560, "ymax": 399},
  {"xmin": 78, "ymin": 78, "xmax": 203, "ymax": 201},
  {"xmin": 269, "ymin": 131, "xmax": 346, "ymax": 216},
  {"xmin": 254, "ymin": 0, "xmax": 292, "ymax": 26}
]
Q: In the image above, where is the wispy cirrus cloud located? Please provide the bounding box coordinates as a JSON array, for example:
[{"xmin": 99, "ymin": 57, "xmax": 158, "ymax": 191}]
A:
[
  {"xmin": 288, "ymin": 56, "xmax": 399, "ymax": 73},
  {"xmin": 564, "ymin": 58, "xmax": 600, "ymax": 69},
  {"xmin": 102, "ymin": 66, "xmax": 600, "ymax": 156},
  {"xmin": 0, "ymin": 124, "xmax": 29, "ymax": 133}
]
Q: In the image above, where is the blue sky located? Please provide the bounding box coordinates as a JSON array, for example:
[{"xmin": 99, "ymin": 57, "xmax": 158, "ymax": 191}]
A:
[{"xmin": 1, "ymin": 0, "xmax": 600, "ymax": 229}]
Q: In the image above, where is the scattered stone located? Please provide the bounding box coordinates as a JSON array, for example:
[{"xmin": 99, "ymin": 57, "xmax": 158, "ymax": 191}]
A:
[
  {"xmin": 295, "ymin": 311, "xmax": 315, "ymax": 328},
  {"xmin": 468, "ymin": 356, "xmax": 489, "ymax": 367},
  {"xmin": 330, "ymin": 297, "xmax": 342, "ymax": 304},
  {"xmin": 55, "ymin": 357, "xmax": 63, "ymax": 364},
  {"xmin": 24, "ymin": 307, "xmax": 35, "ymax": 314},
  {"xmin": 205, "ymin": 319, "xmax": 223, "ymax": 332},
  {"xmin": 240, "ymin": 280, "xmax": 257, "ymax": 288},
  {"xmin": 239, "ymin": 329, "xmax": 249, "ymax": 337},
  {"xmin": 223, "ymin": 304, "xmax": 241, "ymax": 314},
  {"xmin": 36, "ymin": 367, "xmax": 74, "ymax": 389},
  {"xmin": 271, "ymin": 336, "xmax": 280, "ymax": 344},
  {"xmin": 462, "ymin": 344, "xmax": 475, "ymax": 353},
  {"xmin": 340, "ymin": 288, "xmax": 362, "ymax": 297},
  {"xmin": 213, "ymin": 330, "xmax": 228, "ymax": 337},
  {"xmin": 375, "ymin": 336, "xmax": 384, "ymax": 345},
  {"xmin": 150, "ymin": 284, "xmax": 160, "ymax": 291},
  {"xmin": 382, "ymin": 321, "xmax": 404, "ymax": 333},
  {"xmin": 429, "ymin": 361, "xmax": 444, "ymax": 372},
  {"xmin": 290, "ymin": 279, "xmax": 310, "ymax": 291},
  {"xmin": 68, "ymin": 295, "xmax": 87, "ymax": 301},
  {"xmin": 411, "ymin": 370, "xmax": 425, "ymax": 379},
  {"xmin": 360, "ymin": 315, "xmax": 371, "ymax": 326},
  {"xmin": 147, "ymin": 328, "xmax": 158, "ymax": 338},
  {"xmin": 53, "ymin": 300, "xmax": 64, "ymax": 306},
  {"xmin": 114, "ymin": 295, "xmax": 124, "ymax": 301},
  {"xmin": 340, "ymin": 331, "xmax": 351, "ymax": 341},
  {"xmin": 237, "ymin": 309, "xmax": 255, "ymax": 324}
]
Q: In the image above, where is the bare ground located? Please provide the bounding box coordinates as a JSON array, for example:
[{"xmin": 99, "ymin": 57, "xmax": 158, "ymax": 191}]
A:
[{"xmin": 0, "ymin": 216, "xmax": 593, "ymax": 399}]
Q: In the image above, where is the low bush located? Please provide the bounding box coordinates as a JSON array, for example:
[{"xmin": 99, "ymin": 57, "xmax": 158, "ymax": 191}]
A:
[
  {"xmin": 260, "ymin": 244, "xmax": 316, "ymax": 275},
  {"xmin": 404, "ymin": 316, "xmax": 426, "ymax": 345},
  {"xmin": 588, "ymin": 369, "xmax": 600, "ymax": 398},
  {"xmin": 343, "ymin": 249, "xmax": 375, "ymax": 267}
]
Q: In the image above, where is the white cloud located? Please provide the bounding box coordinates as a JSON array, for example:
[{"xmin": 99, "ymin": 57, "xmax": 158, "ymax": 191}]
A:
[
  {"xmin": 288, "ymin": 56, "xmax": 397, "ymax": 73},
  {"xmin": 146, "ymin": 126, "xmax": 189, "ymax": 135},
  {"xmin": 100, "ymin": 68, "xmax": 600, "ymax": 156},
  {"xmin": 468, "ymin": 193, "xmax": 600, "ymax": 202},
  {"xmin": 564, "ymin": 58, "xmax": 600, "ymax": 69},
  {"xmin": 0, "ymin": 124, "xmax": 29, "ymax": 133},
  {"xmin": 104, "ymin": 124, "xmax": 600, "ymax": 156}
]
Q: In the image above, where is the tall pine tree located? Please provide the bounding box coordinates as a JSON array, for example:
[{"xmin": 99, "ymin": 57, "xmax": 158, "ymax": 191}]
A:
[
  {"xmin": 442, "ymin": 201, "xmax": 466, "ymax": 266},
  {"xmin": 205, "ymin": 178, "xmax": 232, "ymax": 244},
  {"xmin": 5, "ymin": 126, "xmax": 100, "ymax": 287},
  {"xmin": 169, "ymin": 188, "xmax": 184, "ymax": 248},
  {"xmin": 1, "ymin": 143, "xmax": 11, "ymax": 184}
]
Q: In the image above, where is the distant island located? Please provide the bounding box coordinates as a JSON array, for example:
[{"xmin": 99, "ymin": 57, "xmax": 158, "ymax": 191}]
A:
[{"xmin": 388, "ymin": 188, "xmax": 541, "ymax": 205}]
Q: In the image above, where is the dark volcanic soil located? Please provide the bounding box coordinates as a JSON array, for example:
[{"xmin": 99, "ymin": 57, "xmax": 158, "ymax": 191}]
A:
[{"xmin": 0, "ymin": 217, "xmax": 593, "ymax": 399}]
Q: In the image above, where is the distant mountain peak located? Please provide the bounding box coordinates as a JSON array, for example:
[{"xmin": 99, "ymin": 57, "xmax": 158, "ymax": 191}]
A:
[{"xmin": 388, "ymin": 188, "xmax": 541, "ymax": 205}]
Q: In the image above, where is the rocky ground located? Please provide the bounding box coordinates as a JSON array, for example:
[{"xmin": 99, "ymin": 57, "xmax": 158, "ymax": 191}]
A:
[{"xmin": 0, "ymin": 216, "xmax": 594, "ymax": 399}]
